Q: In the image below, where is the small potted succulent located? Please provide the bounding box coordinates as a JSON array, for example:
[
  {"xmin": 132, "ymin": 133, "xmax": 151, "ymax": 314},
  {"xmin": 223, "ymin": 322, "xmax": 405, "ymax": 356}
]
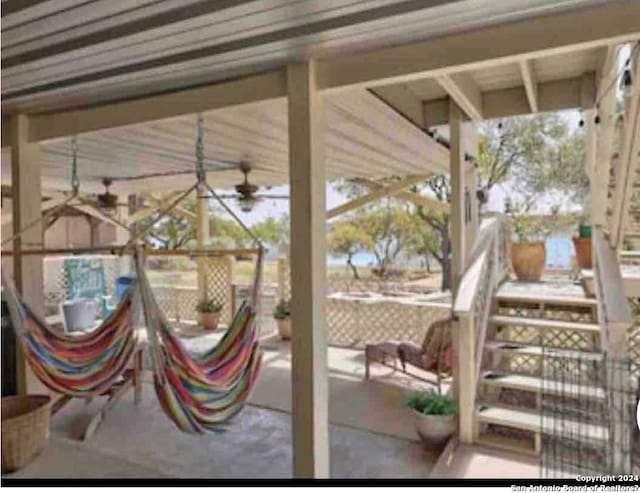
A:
[
  {"xmin": 406, "ymin": 390, "xmax": 456, "ymax": 449},
  {"xmin": 273, "ymin": 299, "xmax": 291, "ymax": 340},
  {"xmin": 573, "ymin": 216, "xmax": 592, "ymax": 270},
  {"xmin": 196, "ymin": 299, "xmax": 223, "ymax": 331}
]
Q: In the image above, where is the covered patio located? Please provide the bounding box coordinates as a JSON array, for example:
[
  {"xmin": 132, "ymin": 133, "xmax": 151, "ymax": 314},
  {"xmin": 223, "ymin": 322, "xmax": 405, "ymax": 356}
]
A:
[{"xmin": 2, "ymin": 0, "xmax": 640, "ymax": 480}]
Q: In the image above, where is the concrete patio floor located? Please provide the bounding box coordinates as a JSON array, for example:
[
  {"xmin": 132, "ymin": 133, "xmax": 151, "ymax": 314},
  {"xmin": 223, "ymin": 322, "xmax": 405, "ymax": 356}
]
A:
[
  {"xmin": 7, "ymin": 343, "xmax": 442, "ymax": 479},
  {"xmin": 5, "ymin": 336, "xmax": 540, "ymax": 480}
]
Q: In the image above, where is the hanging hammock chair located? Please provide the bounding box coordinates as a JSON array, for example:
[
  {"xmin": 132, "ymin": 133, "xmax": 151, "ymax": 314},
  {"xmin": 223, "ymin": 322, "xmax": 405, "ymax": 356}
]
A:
[
  {"xmin": 1, "ymin": 136, "xmax": 140, "ymax": 398},
  {"xmin": 124, "ymin": 114, "xmax": 266, "ymax": 433},
  {"xmin": 133, "ymin": 247, "xmax": 263, "ymax": 433},
  {"xmin": 1, "ymin": 269, "xmax": 139, "ymax": 397}
]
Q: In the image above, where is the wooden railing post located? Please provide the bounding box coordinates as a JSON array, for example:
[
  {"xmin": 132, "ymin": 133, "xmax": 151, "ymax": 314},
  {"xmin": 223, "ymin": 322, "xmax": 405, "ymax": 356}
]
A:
[{"xmin": 455, "ymin": 312, "xmax": 475, "ymax": 443}]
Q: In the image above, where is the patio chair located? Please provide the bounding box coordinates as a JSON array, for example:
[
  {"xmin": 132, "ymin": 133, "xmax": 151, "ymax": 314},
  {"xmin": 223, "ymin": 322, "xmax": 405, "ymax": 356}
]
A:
[
  {"xmin": 364, "ymin": 317, "xmax": 453, "ymax": 394},
  {"xmin": 397, "ymin": 318, "xmax": 453, "ymax": 394}
]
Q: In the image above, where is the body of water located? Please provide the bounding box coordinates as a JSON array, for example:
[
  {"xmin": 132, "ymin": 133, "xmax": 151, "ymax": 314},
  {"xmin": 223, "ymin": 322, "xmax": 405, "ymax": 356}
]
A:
[{"xmin": 328, "ymin": 237, "xmax": 576, "ymax": 270}]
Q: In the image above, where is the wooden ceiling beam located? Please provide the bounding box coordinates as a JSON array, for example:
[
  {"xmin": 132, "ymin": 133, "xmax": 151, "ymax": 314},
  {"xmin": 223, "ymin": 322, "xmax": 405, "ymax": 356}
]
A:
[
  {"xmin": 423, "ymin": 73, "xmax": 594, "ymax": 126},
  {"xmin": 519, "ymin": 60, "xmax": 538, "ymax": 113},
  {"xmin": 25, "ymin": 69, "xmax": 287, "ymax": 143},
  {"xmin": 436, "ymin": 73, "xmax": 483, "ymax": 122},
  {"xmin": 317, "ymin": 2, "xmax": 640, "ymax": 92}
]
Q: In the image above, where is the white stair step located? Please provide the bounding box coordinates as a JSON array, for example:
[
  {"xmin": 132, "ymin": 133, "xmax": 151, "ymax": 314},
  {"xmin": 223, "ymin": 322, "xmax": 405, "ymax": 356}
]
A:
[
  {"xmin": 481, "ymin": 372, "xmax": 605, "ymax": 399},
  {"xmin": 490, "ymin": 315, "xmax": 600, "ymax": 333},
  {"xmin": 476, "ymin": 405, "xmax": 608, "ymax": 443},
  {"xmin": 485, "ymin": 341, "xmax": 602, "ymax": 361},
  {"xmin": 495, "ymin": 292, "xmax": 596, "ymax": 308}
]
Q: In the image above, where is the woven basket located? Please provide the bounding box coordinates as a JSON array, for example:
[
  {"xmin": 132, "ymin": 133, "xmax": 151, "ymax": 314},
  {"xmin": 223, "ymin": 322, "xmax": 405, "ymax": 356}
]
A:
[{"xmin": 1, "ymin": 395, "xmax": 51, "ymax": 473}]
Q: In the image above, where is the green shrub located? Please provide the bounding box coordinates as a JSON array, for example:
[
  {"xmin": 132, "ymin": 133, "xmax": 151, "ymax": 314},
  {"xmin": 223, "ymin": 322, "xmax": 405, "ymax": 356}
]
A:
[
  {"xmin": 196, "ymin": 299, "xmax": 223, "ymax": 313},
  {"xmin": 273, "ymin": 299, "xmax": 291, "ymax": 320},
  {"xmin": 405, "ymin": 390, "xmax": 456, "ymax": 416}
]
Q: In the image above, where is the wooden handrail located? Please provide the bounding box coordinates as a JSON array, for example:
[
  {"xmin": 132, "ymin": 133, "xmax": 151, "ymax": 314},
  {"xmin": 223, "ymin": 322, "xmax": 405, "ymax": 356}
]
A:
[
  {"xmin": 592, "ymin": 227, "xmax": 633, "ymax": 357},
  {"xmin": 452, "ymin": 215, "xmax": 508, "ymax": 443}
]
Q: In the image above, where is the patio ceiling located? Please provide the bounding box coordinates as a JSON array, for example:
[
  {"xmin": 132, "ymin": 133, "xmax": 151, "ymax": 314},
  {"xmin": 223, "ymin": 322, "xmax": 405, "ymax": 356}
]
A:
[
  {"xmin": 0, "ymin": 89, "xmax": 450, "ymax": 193},
  {"xmin": 2, "ymin": 0, "xmax": 610, "ymax": 114},
  {"xmin": 1, "ymin": 1, "xmax": 638, "ymax": 194}
]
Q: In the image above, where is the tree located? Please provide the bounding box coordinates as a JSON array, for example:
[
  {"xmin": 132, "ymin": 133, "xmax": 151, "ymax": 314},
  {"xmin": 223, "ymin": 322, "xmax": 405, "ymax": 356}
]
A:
[
  {"xmin": 476, "ymin": 113, "xmax": 588, "ymax": 210},
  {"xmin": 356, "ymin": 204, "xmax": 417, "ymax": 277},
  {"xmin": 327, "ymin": 221, "xmax": 373, "ymax": 279},
  {"xmin": 250, "ymin": 215, "xmax": 290, "ymax": 253}
]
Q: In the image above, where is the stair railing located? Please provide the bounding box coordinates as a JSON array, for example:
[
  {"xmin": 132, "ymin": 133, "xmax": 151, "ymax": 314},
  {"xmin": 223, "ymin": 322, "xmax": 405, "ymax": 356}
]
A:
[
  {"xmin": 592, "ymin": 226, "xmax": 634, "ymax": 473},
  {"xmin": 453, "ymin": 216, "xmax": 509, "ymax": 443}
]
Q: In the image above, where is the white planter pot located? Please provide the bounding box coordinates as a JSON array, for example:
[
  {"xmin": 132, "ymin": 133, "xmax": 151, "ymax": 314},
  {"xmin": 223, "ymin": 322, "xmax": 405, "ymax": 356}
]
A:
[{"xmin": 413, "ymin": 410, "xmax": 456, "ymax": 449}]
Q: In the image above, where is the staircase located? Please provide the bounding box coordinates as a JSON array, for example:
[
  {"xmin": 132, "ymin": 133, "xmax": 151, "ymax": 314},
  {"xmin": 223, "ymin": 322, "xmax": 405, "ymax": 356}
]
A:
[{"xmin": 472, "ymin": 283, "xmax": 607, "ymax": 455}]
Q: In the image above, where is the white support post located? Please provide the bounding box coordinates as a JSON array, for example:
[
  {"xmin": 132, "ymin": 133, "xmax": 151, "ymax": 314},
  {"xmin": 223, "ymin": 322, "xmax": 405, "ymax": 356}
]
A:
[
  {"xmin": 10, "ymin": 114, "xmax": 46, "ymax": 395},
  {"xmin": 450, "ymin": 101, "xmax": 467, "ymax": 295},
  {"xmin": 287, "ymin": 60, "xmax": 330, "ymax": 479},
  {"xmin": 592, "ymin": 47, "xmax": 618, "ymax": 229},
  {"xmin": 116, "ymin": 197, "xmax": 131, "ymax": 274},
  {"xmin": 456, "ymin": 313, "xmax": 475, "ymax": 444},
  {"xmin": 196, "ymin": 184, "xmax": 210, "ymax": 299}
]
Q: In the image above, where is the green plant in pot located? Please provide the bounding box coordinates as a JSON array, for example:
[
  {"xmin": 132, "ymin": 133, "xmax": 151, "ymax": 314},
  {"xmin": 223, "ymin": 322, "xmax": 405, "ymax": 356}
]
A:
[
  {"xmin": 273, "ymin": 299, "xmax": 291, "ymax": 340},
  {"xmin": 507, "ymin": 198, "xmax": 549, "ymax": 282},
  {"xmin": 406, "ymin": 390, "xmax": 456, "ymax": 449},
  {"xmin": 573, "ymin": 214, "xmax": 592, "ymax": 270},
  {"xmin": 196, "ymin": 299, "xmax": 223, "ymax": 331}
]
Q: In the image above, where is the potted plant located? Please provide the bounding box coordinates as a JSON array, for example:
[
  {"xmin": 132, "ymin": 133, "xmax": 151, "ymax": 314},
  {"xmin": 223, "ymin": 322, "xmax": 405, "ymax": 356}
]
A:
[
  {"xmin": 406, "ymin": 390, "xmax": 456, "ymax": 449},
  {"xmin": 273, "ymin": 299, "xmax": 291, "ymax": 339},
  {"xmin": 573, "ymin": 217, "xmax": 592, "ymax": 270},
  {"xmin": 507, "ymin": 199, "xmax": 548, "ymax": 281},
  {"xmin": 196, "ymin": 299, "xmax": 223, "ymax": 331}
]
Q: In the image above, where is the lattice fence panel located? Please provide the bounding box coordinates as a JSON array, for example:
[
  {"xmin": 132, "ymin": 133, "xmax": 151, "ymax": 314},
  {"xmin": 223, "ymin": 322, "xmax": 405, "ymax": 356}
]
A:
[
  {"xmin": 201, "ymin": 255, "xmax": 234, "ymax": 326},
  {"xmin": 542, "ymin": 328, "xmax": 596, "ymax": 351},
  {"xmin": 326, "ymin": 299, "xmax": 450, "ymax": 347}
]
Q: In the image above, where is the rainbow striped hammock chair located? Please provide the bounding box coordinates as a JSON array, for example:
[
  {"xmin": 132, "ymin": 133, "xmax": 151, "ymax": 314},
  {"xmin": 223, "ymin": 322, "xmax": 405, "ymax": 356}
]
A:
[
  {"xmin": 0, "ymin": 269, "xmax": 138, "ymax": 397},
  {"xmin": 132, "ymin": 247, "xmax": 264, "ymax": 434}
]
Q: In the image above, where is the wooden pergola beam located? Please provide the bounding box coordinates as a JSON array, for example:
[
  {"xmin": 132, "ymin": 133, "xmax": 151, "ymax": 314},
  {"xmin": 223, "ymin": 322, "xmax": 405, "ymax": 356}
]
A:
[
  {"xmin": 350, "ymin": 177, "xmax": 450, "ymax": 215},
  {"xmin": 519, "ymin": 60, "xmax": 539, "ymax": 113},
  {"xmin": 146, "ymin": 193, "xmax": 196, "ymax": 222},
  {"xmin": 316, "ymin": 2, "xmax": 640, "ymax": 92},
  {"xmin": 326, "ymin": 174, "xmax": 430, "ymax": 219},
  {"xmin": 437, "ymin": 73, "xmax": 483, "ymax": 122}
]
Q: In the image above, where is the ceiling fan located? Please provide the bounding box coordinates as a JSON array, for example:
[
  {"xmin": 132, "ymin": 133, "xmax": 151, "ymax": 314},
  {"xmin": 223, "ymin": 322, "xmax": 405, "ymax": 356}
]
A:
[
  {"xmin": 82, "ymin": 178, "xmax": 127, "ymax": 214},
  {"xmin": 215, "ymin": 161, "xmax": 289, "ymax": 212}
]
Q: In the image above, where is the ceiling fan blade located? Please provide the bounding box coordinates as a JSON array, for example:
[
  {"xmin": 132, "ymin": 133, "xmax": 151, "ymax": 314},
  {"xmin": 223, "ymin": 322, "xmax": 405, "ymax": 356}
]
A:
[{"xmin": 256, "ymin": 194, "xmax": 290, "ymax": 200}]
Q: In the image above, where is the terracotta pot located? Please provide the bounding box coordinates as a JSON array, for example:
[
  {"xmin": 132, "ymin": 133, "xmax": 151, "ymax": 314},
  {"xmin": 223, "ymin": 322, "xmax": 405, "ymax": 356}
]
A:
[
  {"xmin": 413, "ymin": 410, "xmax": 456, "ymax": 450},
  {"xmin": 276, "ymin": 319, "xmax": 291, "ymax": 340},
  {"xmin": 198, "ymin": 311, "xmax": 220, "ymax": 331},
  {"xmin": 572, "ymin": 237, "xmax": 592, "ymax": 269},
  {"xmin": 510, "ymin": 241, "xmax": 546, "ymax": 281}
]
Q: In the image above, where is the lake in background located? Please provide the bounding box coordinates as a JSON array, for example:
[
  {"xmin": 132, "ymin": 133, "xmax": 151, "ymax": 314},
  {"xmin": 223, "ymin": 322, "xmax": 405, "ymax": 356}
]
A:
[{"xmin": 328, "ymin": 237, "xmax": 575, "ymax": 270}]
